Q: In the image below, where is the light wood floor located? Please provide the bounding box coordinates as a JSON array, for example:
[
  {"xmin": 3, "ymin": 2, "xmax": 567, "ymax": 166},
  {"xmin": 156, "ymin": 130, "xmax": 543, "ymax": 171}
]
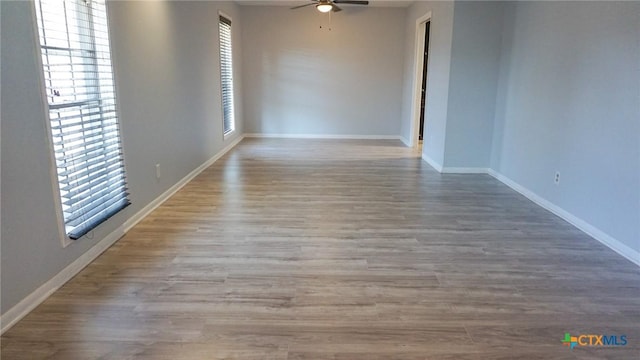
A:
[{"xmin": 2, "ymin": 138, "xmax": 639, "ymax": 359}]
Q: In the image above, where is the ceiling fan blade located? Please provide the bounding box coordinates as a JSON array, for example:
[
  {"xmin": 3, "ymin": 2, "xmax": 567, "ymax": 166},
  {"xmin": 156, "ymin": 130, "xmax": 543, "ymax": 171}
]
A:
[
  {"xmin": 332, "ymin": 4, "xmax": 343, "ymax": 12},
  {"xmin": 334, "ymin": 0, "xmax": 369, "ymax": 5},
  {"xmin": 290, "ymin": 2, "xmax": 316, "ymax": 10}
]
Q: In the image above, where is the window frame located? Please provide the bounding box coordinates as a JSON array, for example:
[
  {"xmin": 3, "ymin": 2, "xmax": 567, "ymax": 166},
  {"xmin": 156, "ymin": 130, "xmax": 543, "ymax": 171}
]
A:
[
  {"xmin": 31, "ymin": 0, "xmax": 130, "ymax": 246},
  {"xmin": 218, "ymin": 11, "xmax": 235, "ymax": 139}
]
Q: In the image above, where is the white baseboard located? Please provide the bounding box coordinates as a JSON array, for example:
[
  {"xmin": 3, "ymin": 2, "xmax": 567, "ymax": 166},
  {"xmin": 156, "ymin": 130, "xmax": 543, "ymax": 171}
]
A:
[
  {"xmin": 441, "ymin": 167, "xmax": 489, "ymax": 174},
  {"xmin": 419, "ymin": 161, "xmax": 639, "ymax": 266},
  {"xmin": 3, "ymin": 137, "xmax": 636, "ymax": 335},
  {"xmin": 487, "ymin": 169, "xmax": 640, "ymax": 267},
  {"xmin": 400, "ymin": 136, "xmax": 411, "ymax": 147},
  {"xmin": 243, "ymin": 133, "xmax": 401, "ymax": 140},
  {"xmin": 421, "ymin": 153, "xmax": 443, "ymax": 172},
  {"xmin": 123, "ymin": 135, "xmax": 244, "ymax": 232},
  {"xmin": 420, "ymin": 155, "xmax": 487, "ymax": 174},
  {"xmin": 0, "ymin": 227, "xmax": 125, "ymax": 334},
  {"xmin": 0, "ymin": 135, "xmax": 245, "ymax": 335}
]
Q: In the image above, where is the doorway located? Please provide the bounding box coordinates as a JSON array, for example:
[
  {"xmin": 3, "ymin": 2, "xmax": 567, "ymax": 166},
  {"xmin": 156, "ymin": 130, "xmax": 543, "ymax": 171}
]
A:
[
  {"xmin": 418, "ymin": 21, "xmax": 430, "ymax": 146},
  {"xmin": 410, "ymin": 12, "xmax": 432, "ymax": 149}
]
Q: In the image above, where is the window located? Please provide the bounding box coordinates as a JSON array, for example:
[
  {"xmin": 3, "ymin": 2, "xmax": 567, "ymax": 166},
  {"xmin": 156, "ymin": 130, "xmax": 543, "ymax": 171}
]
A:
[
  {"xmin": 219, "ymin": 15, "xmax": 235, "ymax": 135},
  {"xmin": 35, "ymin": 0, "xmax": 130, "ymax": 240}
]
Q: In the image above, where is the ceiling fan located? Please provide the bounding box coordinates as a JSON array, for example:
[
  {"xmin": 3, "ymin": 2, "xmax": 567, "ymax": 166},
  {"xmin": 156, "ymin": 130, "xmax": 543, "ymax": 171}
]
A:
[{"xmin": 291, "ymin": 0, "xmax": 370, "ymax": 13}]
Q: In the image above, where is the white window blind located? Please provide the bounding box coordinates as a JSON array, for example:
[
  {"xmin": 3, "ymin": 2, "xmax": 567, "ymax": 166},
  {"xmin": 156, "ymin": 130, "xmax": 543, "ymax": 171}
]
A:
[
  {"xmin": 219, "ymin": 15, "xmax": 235, "ymax": 135},
  {"xmin": 35, "ymin": 0, "xmax": 130, "ymax": 240}
]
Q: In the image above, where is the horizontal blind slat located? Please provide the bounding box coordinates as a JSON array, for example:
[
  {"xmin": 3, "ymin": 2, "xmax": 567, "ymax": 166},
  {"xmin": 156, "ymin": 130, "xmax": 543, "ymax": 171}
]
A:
[
  {"xmin": 55, "ymin": 143, "xmax": 121, "ymax": 165},
  {"xmin": 36, "ymin": 0, "xmax": 130, "ymax": 239},
  {"xmin": 59, "ymin": 165, "xmax": 126, "ymax": 196},
  {"xmin": 58, "ymin": 154, "xmax": 121, "ymax": 179},
  {"xmin": 54, "ymin": 133, "xmax": 120, "ymax": 154},
  {"xmin": 68, "ymin": 200, "xmax": 130, "ymax": 240},
  {"xmin": 63, "ymin": 178, "xmax": 126, "ymax": 207},
  {"xmin": 63, "ymin": 186, "xmax": 128, "ymax": 220},
  {"xmin": 65, "ymin": 192, "xmax": 129, "ymax": 226},
  {"xmin": 219, "ymin": 16, "xmax": 234, "ymax": 134}
]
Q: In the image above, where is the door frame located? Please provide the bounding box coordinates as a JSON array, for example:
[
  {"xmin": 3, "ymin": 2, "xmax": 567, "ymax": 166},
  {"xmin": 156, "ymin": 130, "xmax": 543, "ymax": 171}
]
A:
[{"xmin": 409, "ymin": 12, "xmax": 432, "ymax": 148}]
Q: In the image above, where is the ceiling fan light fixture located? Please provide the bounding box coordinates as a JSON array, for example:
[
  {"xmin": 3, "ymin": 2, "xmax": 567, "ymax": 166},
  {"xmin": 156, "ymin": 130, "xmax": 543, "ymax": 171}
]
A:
[{"xmin": 316, "ymin": 3, "xmax": 333, "ymax": 13}]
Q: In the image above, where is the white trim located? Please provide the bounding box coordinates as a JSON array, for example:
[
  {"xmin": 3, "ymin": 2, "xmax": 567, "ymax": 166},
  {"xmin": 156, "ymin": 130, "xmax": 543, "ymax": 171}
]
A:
[
  {"xmin": 106, "ymin": 0, "xmax": 134, "ymax": 243},
  {"xmin": 421, "ymin": 153, "xmax": 443, "ymax": 172},
  {"xmin": 218, "ymin": 10, "xmax": 236, "ymax": 139},
  {"xmin": 421, "ymin": 161, "xmax": 640, "ymax": 266},
  {"xmin": 0, "ymin": 227, "xmax": 125, "ymax": 334},
  {"xmin": 4, "ymin": 139, "xmax": 636, "ymax": 334},
  {"xmin": 1, "ymin": 136, "xmax": 245, "ymax": 334},
  {"xmin": 218, "ymin": 10, "xmax": 232, "ymax": 22},
  {"xmin": 487, "ymin": 169, "xmax": 640, "ymax": 267},
  {"xmin": 33, "ymin": 0, "xmax": 132, "ymax": 248},
  {"xmin": 223, "ymin": 129, "xmax": 236, "ymax": 141},
  {"xmin": 441, "ymin": 167, "xmax": 489, "ymax": 174},
  {"xmin": 29, "ymin": 0, "xmax": 69, "ymax": 247},
  {"xmin": 124, "ymin": 135, "xmax": 243, "ymax": 232},
  {"xmin": 244, "ymin": 133, "xmax": 402, "ymax": 140},
  {"xmin": 409, "ymin": 11, "xmax": 432, "ymax": 149},
  {"xmin": 399, "ymin": 136, "xmax": 411, "ymax": 147}
]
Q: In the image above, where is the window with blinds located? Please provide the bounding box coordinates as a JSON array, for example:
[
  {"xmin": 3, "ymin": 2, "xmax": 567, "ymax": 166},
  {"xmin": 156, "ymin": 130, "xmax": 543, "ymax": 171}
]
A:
[
  {"xmin": 219, "ymin": 15, "xmax": 235, "ymax": 135},
  {"xmin": 35, "ymin": 0, "xmax": 130, "ymax": 240}
]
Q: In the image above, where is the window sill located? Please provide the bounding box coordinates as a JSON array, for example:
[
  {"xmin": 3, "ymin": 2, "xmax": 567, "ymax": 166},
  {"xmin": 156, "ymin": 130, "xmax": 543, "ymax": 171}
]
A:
[{"xmin": 223, "ymin": 130, "xmax": 235, "ymax": 140}]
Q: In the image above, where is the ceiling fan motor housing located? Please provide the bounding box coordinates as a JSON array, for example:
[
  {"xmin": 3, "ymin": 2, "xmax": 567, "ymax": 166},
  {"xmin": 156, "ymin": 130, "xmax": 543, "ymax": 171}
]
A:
[{"xmin": 290, "ymin": 0, "xmax": 370, "ymax": 13}]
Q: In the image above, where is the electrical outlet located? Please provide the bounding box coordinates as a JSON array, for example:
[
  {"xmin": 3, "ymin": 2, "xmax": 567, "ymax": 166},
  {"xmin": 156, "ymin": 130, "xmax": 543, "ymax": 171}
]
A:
[
  {"xmin": 554, "ymin": 171, "xmax": 560, "ymax": 185},
  {"xmin": 155, "ymin": 163, "xmax": 161, "ymax": 179}
]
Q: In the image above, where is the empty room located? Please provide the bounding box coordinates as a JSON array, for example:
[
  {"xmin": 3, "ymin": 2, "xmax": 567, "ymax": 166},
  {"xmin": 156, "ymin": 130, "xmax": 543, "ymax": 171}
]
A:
[{"xmin": 1, "ymin": 0, "xmax": 639, "ymax": 358}]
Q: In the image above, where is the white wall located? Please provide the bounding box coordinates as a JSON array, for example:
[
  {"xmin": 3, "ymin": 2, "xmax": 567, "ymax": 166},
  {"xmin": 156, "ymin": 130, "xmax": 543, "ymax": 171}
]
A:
[
  {"xmin": 400, "ymin": 1, "xmax": 454, "ymax": 164},
  {"xmin": 241, "ymin": 6, "xmax": 405, "ymax": 137},
  {"xmin": 491, "ymin": 1, "xmax": 640, "ymax": 254},
  {"xmin": 1, "ymin": 1, "xmax": 243, "ymax": 314}
]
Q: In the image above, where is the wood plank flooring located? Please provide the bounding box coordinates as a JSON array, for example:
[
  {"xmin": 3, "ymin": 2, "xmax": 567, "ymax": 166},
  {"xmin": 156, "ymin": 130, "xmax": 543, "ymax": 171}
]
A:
[{"xmin": 2, "ymin": 138, "xmax": 639, "ymax": 359}]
